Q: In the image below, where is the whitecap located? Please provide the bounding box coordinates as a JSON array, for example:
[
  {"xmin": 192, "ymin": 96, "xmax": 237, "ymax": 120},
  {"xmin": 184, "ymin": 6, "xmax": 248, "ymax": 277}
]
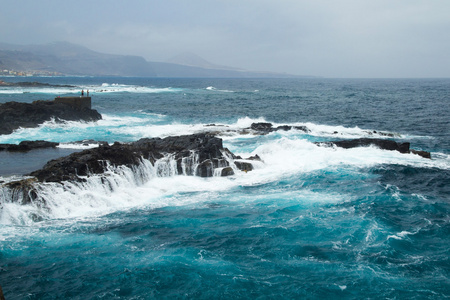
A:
[
  {"xmin": 205, "ymin": 86, "xmax": 234, "ymax": 92},
  {"xmin": 387, "ymin": 230, "xmax": 416, "ymax": 240}
]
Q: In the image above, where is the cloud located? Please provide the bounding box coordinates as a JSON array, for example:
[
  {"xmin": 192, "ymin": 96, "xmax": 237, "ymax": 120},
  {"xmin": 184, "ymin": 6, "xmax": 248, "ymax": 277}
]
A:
[{"xmin": 1, "ymin": 0, "xmax": 449, "ymax": 77}]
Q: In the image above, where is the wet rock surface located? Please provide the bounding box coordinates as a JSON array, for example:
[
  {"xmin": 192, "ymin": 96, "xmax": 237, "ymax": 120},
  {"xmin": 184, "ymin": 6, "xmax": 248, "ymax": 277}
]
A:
[
  {"xmin": 0, "ymin": 100, "xmax": 102, "ymax": 135},
  {"xmin": 0, "ymin": 81, "xmax": 74, "ymax": 88},
  {"xmin": 0, "ymin": 140, "xmax": 59, "ymax": 152},
  {"xmin": 320, "ymin": 138, "xmax": 411, "ymax": 153},
  {"xmin": 28, "ymin": 133, "xmax": 248, "ymax": 183},
  {"xmin": 318, "ymin": 138, "xmax": 431, "ymax": 158},
  {"xmin": 250, "ymin": 122, "xmax": 310, "ymax": 134},
  {"xmin": 1, "ymin": 133, "xmax": 257, "ymax": 205}
]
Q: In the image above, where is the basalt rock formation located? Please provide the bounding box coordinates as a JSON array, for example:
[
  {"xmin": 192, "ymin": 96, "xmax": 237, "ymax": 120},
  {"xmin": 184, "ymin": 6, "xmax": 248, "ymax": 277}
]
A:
[
  {"xmin": 322, "ymin": 138, "xmax": 411, "ymax": 153},
  {"xmin": 0, "ymin": 81, "xmax": 74, "ymax": 88},
  {"xmin": 0, "ymin": 140, "xmax": 59, "ymax": 152},
  {"xmin": 249, "ymin": 123, "xmax": 430, "ymax": 158},
  {"xmin": 250, "ymin": 122, "xmax": 310, "ymax": 134},
  {"xmin": 0, "ymin": 99, "xmax": 102, "ymax": 135},
  {"xmin": 28, "ymin": 133, "xmax": 253, "ymax": 183},
  {"xmin": 318, "ymin": 138, "xmax": 431, "ymax": 158},
  {"xmin": 2, "ymin": 133, "xmax": 258, "ymax": 205}
]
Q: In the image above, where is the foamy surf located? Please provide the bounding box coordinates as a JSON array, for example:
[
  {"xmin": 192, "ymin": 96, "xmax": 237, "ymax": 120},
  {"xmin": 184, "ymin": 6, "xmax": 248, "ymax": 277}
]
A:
[
  {"xmin": 0, "ymin": 82, "xmax": 184, "ymax": 95},
  {"xmin": 1, "ymin": 131, "xmax": 445, "ymax": 226},
  {"xmin": 92, "ymin": 83, "xmax": 184, "ymax": 94},
  {"xmin": 0, "ymin": 153, "xmax": 242, "ymax": 225},
  {"xmin": 205, "ymin": 86, "xmax": 234, "ymax": 93},
  {"xmin": 1, "ymin": 77, "xmax": 448, "ymax": 299}
]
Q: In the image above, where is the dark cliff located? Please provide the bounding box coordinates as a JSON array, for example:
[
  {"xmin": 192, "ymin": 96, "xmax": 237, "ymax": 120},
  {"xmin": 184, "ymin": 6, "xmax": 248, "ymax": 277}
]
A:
[{"xmin": 0, "ymin": 97, "xmax": 102, "ymax": 135}]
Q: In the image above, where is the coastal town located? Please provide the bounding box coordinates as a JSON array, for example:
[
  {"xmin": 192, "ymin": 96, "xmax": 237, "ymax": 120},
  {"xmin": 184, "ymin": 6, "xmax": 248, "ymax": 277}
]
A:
[{"xmin": 0, "ymin": 68, "xmax": 62, "ymax": 77}]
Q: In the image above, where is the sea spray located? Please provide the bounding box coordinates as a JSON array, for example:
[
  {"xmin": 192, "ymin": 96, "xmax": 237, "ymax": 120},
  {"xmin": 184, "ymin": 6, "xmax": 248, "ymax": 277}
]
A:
[
  {"xmin": 181, "ymin": 151, "xmax": 199, "ymax": 176},
  {"xmin": 0, "ymin": 148, "xmax": 251, "ymax": 225},
  {"xmin": 0, "ymin": 159, "xmax": 155, "ymax": 224}
]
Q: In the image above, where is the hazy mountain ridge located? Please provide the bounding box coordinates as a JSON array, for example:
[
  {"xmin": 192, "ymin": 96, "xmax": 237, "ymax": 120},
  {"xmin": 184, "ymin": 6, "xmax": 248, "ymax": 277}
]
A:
[
  {"xmin": 0, "ymin": 42, "xmax": 156, "ymax": 76},
  {"xmin": 166, "ymin": 52, "xmax": 243, "ymax": 71},
  {"xmin": 0, "ymin": 42, "xmax": 303, "ymax": 78}
]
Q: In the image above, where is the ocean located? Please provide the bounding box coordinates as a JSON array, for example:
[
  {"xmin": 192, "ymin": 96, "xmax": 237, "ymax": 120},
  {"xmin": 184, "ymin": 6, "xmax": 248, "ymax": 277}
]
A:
[{"xmin": 0, "ymin": 77, "xmax": 449, "ymax": 299}]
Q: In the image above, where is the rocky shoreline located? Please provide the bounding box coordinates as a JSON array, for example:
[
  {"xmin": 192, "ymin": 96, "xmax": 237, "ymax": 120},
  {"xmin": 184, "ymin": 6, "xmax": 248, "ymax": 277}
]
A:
[
  {"xmin": 27, "ymin": 133, "xmax": 250, "ymax": 183},
  {"xmin": 0, "ymin": 99, "xmax": 102, "ymax": 135},
  {"xmin": 0, "ymin": 140, "xmax": 59, "ymax": 152},
  {"xmin": 1, "ymin": 133, "xmax": 261, "ymax": 204},
  {"xmin": 0, "ymin": 119, "xmax": 432, "ymax": 205},
  {"xmin": 0, "ymin": 80, "xmax": 74, "ymax": 88}
]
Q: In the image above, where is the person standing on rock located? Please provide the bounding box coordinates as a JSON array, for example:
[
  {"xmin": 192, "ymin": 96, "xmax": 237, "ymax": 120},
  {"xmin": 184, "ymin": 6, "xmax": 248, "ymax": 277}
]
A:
[{"xmin": 81, "ymin": 89, "xmax": 84, "ymax": 97}]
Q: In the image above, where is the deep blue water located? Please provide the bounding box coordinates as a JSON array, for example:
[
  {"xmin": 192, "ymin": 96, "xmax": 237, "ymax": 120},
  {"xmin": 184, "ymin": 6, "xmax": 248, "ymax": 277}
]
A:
[{"xmin": 0, "ymin": 77, "xmax": 449, "ymax": 299}]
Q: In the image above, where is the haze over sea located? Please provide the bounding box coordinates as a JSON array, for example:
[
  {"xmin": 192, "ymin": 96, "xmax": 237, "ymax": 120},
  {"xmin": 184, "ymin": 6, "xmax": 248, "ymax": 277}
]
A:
[{"xmin": 0, "ymin": 77, "xmax": 449, "ymax": 299}]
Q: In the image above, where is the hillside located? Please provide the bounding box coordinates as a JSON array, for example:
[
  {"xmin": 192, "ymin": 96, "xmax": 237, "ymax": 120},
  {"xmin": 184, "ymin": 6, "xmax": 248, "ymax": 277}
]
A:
[{"xmin": 0, "ymin": 41, "xmax": 301, "ymax": 78}]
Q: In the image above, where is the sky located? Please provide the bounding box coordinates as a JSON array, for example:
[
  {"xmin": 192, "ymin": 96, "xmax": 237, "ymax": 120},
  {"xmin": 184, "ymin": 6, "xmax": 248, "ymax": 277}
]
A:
[{"xmin": 1, "ymin": 0, "xmax": 449, "ymax": 78}]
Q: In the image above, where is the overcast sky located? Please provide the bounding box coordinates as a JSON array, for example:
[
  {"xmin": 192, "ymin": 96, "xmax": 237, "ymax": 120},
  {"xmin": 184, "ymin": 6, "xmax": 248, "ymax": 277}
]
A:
[{"xmin": 1, "ymin": 0, "xmax": 449, "ymax": 78}]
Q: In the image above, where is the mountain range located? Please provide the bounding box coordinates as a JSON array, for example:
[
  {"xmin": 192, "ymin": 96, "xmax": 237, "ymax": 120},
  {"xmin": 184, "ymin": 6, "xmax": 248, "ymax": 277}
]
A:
[{"xmin": 0, "ymin": 41, "xmax": 302, "ymax": 78}]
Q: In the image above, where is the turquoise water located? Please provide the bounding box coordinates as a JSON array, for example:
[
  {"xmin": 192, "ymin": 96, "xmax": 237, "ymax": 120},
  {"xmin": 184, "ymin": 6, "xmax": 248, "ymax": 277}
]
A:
[{"xmin": 0, "ymin": 77, "xmax": 449, "ymax": 299}]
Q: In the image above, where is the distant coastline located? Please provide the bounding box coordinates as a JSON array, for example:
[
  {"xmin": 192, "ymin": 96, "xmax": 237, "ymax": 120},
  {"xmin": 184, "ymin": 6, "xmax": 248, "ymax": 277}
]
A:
[
  {"xmin": 0, "ymin": 80, "xmax": 74, "ymax": 88},
  {"xmin": 0, "ymin": 41, "xmax": 311, "ymax": 78}
]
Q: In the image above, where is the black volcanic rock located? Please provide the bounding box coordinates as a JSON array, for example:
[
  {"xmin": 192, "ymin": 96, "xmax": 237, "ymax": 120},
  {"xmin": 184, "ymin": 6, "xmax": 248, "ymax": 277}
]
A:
[
  {"xmin": 324, "ymin": 138, "xmax": 411, "ymax": 153},
  {"xmin": 29, "ymin": 142, "xmax": 141, "ymax": 182},
  {"xmin": 28, "ymin": 133, "xmax": 237, "ymax": 183},
  {"xmin": 250, "ymin": 122, "xmax": 310, "ymax": 134},
  {"xmin": 410, "ymin": 149, "xmax": 432, "ymax": 159},
  {"xmin": 0, "ymin": 140, "xmax": 59, "ymax": 152},
  {"xmin": 0, "ymin": 133, "xmax": 255, "ymax": 205},
  {"xmin": 0, "ymin": 81, "xmax": 74, "ymax": 88},
  {"xmin": 251, "ymin": 122, "xmax": 275, "ymax": 133},
  {"xmin": 0, "ymin": 100, "xmax": 102, "ymax": 135},
  {"xmin": 318, "ymin": 138, "xmax": 431, "ymax": 158},
  {"xmin": 234, "ymin": 161, "xmax": 253, "ymax": 172}
]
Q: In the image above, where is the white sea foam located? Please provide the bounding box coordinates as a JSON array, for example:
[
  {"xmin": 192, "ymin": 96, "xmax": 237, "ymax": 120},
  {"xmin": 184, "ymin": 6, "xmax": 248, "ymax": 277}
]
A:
[
  {"xmin": 1, "ymin": 113, "xmax": 447, "ymax": 226},
  {"xmin": 0, "ymin": 118, "xmax": 103, "ymax": 144},
  {"xmin": 235, "ymin": 135, "xmax": 450, "ymax": 185},
  {"xmin": 0, "ymin": 83, "xmax": 183, "ymax": 95},
  {"xmin": 199, "ymin": 117, "xmax": 406, "ymax": 140},
  {"xmin": 387, "ymin": 230, "xmax": 416, "ymax": 240},
  {"xmin": 0, "ymin": 155, "xmax": 239, "ymax": 225},
  {"xmin": 135, "ymin": 110, "xmax": 167, "ymax": 118},
  {"xmin": 0, "ymin": 131, "xmax": 446, "ymax": 226},
  {"xmin": 113, "ymin": 123, "xmax": 204, "ymax": 139},
  {"xmin": 92, "ymin": 83, "xmax": 183, "ymax": 94},
  {"xmin": 0, "ymin": 113, "xmax": 409, "ymax": 144},
  {"xmin": 205, "ymin": 86, "xmax": 234, "ymax": 93},
  {"xmin": 57, "ymin": 143, "xmax": 102, "ymax": 149},
  {"xmin": 0, "ymin": 87, "xmax": 79, "ymax": 94},
  {"xmin": 265, "ymin": 121, "xmax": 403, "ymax": 140},
  {"xmin": 0, "ymin": 114, "xmax": 146, "ymax": 144}
]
